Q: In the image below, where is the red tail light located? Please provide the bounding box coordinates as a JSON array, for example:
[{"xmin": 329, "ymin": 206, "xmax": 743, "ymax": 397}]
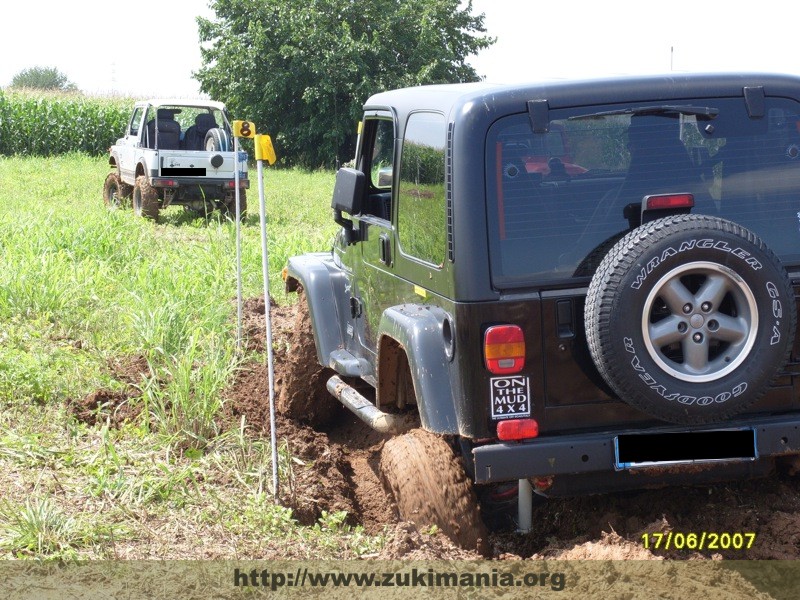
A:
[
  {"xmin": 484, "ymin": 325, "xmax": 525, "ymax": 374},
  {"xmin": 644, "ymin": 193, "xmax": 694, "ymax": 210},
  {"xmin": 226, "ymin": 178, "xmax": 249, "ymax": 189},
  {"xmin": 497, "ymin": 418, "xmax": 539, "ymax": 441}
]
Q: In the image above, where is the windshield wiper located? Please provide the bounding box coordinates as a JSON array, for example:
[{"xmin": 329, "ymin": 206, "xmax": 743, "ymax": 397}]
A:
[{"xmin": 569, "ymin": 105, "xmax": 719, "ymax": 120}]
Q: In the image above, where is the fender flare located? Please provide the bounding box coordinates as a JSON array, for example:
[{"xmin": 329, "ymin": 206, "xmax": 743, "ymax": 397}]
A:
[
  {"xmin": 284, "ymin": 253, "xmax": 349, "ymax": 368},
  {"xmin": 135, "ymin": 159, "xmax": 150, "ymax": 180},
  {"xmin": 109, "ymin": 152, "xmax": 129, "ymax": 183},
  {"xmin": 377, "ymin": 304, "xmax": 459, "ymax": 434}
]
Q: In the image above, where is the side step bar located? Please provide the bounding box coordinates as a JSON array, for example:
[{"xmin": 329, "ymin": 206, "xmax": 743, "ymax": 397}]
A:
[{"xmin": 326, "ymin": 375, "xmax": 414, "ymax": 435}]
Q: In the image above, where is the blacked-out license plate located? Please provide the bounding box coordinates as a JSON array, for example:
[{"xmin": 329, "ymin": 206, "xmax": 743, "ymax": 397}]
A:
[{"xmin": 614, "ymin": 429, "xmax": 757, "ymax": 469}]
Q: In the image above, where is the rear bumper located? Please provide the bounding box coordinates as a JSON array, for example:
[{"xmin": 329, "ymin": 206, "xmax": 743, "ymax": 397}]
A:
[
  {"xmin": 151, "ymin": 176, "xmax": 249, "ymax": 189},
  {"xmin": 471, "ymin": 414, "xmax": 800, "ymax": 484}
]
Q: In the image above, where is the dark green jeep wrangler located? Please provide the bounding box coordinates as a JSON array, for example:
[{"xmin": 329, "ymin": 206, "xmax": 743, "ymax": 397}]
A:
[{"xmin": 282, "ymin": 73, "xmax": 800, "ymax": 552}]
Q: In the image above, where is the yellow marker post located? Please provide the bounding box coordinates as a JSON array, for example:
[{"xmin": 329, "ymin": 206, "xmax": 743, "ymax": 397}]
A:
[
  {"xmin": 231, "ymin": 121, "xmax": 256, "ymax": 352},
  {"xmin": 255, "ymin": 133, "xmax": 276, "ymax": 165},
  {"xmin": 255, "ymin": 132, "xmax": 278, "ymax": 498},
  {"xmin": 232, "ymin": 120, "xmax": 256, "ymax": 138}
]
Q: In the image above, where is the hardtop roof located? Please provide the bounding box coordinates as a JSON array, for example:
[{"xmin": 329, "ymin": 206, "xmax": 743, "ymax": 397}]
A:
[{"xmin": 363, "ymin": 72, "xmax": 800, "ymax": 123}]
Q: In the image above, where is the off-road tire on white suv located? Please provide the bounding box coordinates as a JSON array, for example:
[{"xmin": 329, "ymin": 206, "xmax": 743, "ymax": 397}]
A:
[
  {"xmin": 102, "ymin": 173, "xmax": 129, "ymax": 210},
  {"xmin": 132, "ymin": 175, "xmax": 161, "ymax": 220},
  {"xmin": 205, "ymin": 128, "xmax": 231, "ymax": 152},
  {"xmin": 222, "ymin": 189, "xmax": 248, "ymax": 220}
]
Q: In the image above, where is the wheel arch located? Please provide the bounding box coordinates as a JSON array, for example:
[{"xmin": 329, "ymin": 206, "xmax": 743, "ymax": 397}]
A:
[
  {"xmin": 377, "ymin": 305, "xmax": 459, "ymax": 434},
  {"xmin": 135, "ymin": 160, "xmax": 148, "ymax": 179},
  {"xmin": 284, "ymin": 254, "xmax": 350, "ymax": 368}
]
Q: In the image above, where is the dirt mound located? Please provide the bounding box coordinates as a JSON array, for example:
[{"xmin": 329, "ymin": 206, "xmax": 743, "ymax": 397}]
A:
[
  {"xmin": 275, "ymin": 291, "xmax": 341, "ymax": 427},
  {"xmin": 67, "ymin": 355, "xmax": 150, "ymax": 427},
  {"xmin": 67, "ymin": 389, "xmax": 138, "ymax": 427},
  {"xmin": 378, "ymin": 522, "xmax": 481, "ymax": 560},
  {"xmin": 224, "ymin": 294, "xmax": 800, "ymax": 561}
]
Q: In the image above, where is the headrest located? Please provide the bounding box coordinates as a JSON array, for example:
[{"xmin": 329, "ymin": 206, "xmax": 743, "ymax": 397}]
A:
[{"xmin": 195, "ymin": 113, "xmax": 217, "ymax": 129}]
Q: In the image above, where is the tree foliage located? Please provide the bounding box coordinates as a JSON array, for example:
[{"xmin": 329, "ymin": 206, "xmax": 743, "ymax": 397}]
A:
[
  {"xmin": 10, "ymin": 67, "xmax": 78, "ymax": 92},
  {"xmin": 196, "ymin": 0, "xmax": 494, "ymax": 167}
]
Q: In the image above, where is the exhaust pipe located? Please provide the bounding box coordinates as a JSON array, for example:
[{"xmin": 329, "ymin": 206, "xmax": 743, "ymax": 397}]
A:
[{"xmin": 326, "ymin": 375, "xmax": 414, "ymax": 435}]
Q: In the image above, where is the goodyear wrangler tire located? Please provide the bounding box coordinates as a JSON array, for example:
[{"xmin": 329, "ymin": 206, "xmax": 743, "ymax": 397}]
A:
[
  {"xmin": 585, "ymin": 214, "xmax": 795, "ymax": 425},
  {"xmin": 379, "ymin": 429, "xmax": 489, "ymax": 555}
]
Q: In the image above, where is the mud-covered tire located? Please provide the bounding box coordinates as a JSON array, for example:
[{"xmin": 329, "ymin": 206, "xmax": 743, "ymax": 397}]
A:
[
  {"xmin": 222, "ymin": 189, "xmax": 247, "ymax": 220},
  {"xmin": 132, "ymin": 176, "xmax": 161, "ymax": 220},
  {"xmin": 103, "ymin": 172, "xmax": 129, "ymax": 210},
  {"xmin": 277, "ymin": 290, "xmax": 340, "ymax": 428},
  {"xmin": 118, "ymin": 177, "xmax": 133, "ymax": 202},
  {"xmin": 205, "ymin": 128, "xmax": 230, "ymax": 152},
  {"xmin": 585, "ymin": 214, "xmax": 796, "ymax": 425},
  {"xmin": 380, "ymin": 429, "xmax": 489, "ymax": 554}
]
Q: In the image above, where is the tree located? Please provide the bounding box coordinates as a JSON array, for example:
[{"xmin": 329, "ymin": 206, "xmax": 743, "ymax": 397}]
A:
[
  {"xmin": 10, "ymin": 66, "xmax": 78, "ymax": 92},
  {"xmin": 196, "ymin": 0, "xmax": 494, "ymax": 167}
]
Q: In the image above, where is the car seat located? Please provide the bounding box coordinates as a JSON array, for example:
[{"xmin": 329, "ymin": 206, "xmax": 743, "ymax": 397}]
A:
[
  {"xmin": 146, "ymin": 108, "xmax": 182, "ymax": 150},
  {"xmin": 183, "ymin": 113, "xmax": 218, "ymax": 151}
]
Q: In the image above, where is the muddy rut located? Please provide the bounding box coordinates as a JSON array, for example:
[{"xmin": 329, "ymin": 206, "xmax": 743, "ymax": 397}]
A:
[{"xmin": 212, "ymin": 296, "xmax": 800, "ymax": 561}]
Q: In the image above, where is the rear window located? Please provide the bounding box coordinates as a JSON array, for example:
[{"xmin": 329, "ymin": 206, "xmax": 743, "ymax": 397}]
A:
[{"xmin": 486, "ymin": 97, "xmax": 800, "ymax": 287}]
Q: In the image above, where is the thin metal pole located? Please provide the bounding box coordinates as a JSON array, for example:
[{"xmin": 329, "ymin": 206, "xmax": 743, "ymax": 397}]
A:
[
  {"xmin": 234, "ymin": 136, "xmax": 243, "ymax": 351},
  {"xmin": 518, "ymin": 478, "xmax": 533, "ymax": 533},
  {"xmin": 256, "ymin": 158, "xmax": 279, "ymax": 498}
]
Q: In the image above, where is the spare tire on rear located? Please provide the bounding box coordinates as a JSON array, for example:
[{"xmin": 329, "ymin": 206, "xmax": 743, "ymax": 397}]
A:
[
  {"xmin": 585, "ymin": 214, "xmax": 795, "ymax": 425},
  {"xmin": 204, "ymin": 128, "xmax": 230, "ymax": 152}
]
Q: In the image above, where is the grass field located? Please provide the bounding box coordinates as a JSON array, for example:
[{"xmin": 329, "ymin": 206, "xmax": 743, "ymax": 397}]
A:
[{"xmin": 0, "ymin": 154, "xmax": 385, "ymax": 558}]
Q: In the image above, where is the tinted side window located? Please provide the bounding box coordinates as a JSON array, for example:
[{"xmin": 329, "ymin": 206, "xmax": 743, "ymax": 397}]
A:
[
  {"xmin": 397, "ymin": 112, "xmax": 447, "ymax": 266},
  {"xmin": 358, "ymin": 116, "xmax": 395, "ymax": 220},
  {"xmin": 369, "ymin": 118, "xmax": 395, "ymax": 189},
  {"xmin": 129, "ymin": 107, "xmax": 143, "ymax": 137}
]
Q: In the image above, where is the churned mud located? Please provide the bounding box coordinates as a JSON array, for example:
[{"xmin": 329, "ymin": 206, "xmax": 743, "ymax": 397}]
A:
[
  {"xmin": 224, "ymin": 295, "xmax": 800, "ymax": 561},
  {"xmin": 69, "ymin": 294, "xmax": 800, "ymax": 562}
]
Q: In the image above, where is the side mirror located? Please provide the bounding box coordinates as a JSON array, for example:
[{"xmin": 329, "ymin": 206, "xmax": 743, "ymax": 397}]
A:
[{"xmin": 332, "ymin": 168, "xmax": 365, "ymax": 244}]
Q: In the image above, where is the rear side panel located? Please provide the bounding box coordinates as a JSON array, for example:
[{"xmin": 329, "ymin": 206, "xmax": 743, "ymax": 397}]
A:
[{"xmin": 449, "ymin": 291, "xmax": 800, "ymax": 441}]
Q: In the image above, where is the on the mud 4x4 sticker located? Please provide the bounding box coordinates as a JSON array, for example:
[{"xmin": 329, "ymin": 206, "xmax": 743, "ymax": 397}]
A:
[{"xmin": 490, "ymin": 376, "xmax": 531, "ymax": 420}]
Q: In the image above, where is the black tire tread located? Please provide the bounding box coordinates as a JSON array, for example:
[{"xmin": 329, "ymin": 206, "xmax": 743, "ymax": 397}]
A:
[
  {"xmin": 133, "ymin": 175, "xmax": 160, "ymax": 220},
  {"xmin": 585, "ymin": 213, "xmax": 795, "ymax": 424}
]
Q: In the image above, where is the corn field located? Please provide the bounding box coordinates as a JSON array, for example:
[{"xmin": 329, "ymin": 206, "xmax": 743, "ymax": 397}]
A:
[{"xmin": 0, "ymin": 90, "xmax": 131, "ymax": 156}]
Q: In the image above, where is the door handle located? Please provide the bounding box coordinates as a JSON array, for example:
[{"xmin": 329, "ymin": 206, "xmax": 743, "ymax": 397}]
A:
[{"xmin": 379, "ymin": 233, "xmax": 392, "ymax": 266}]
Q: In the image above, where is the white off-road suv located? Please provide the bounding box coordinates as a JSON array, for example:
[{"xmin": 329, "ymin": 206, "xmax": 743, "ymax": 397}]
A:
[{"xmin": 103, "ymin": 99, "xmax": 249, "ymax": 220}]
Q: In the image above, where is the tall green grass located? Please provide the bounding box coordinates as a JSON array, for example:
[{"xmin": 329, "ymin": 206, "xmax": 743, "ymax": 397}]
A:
[
  {"xmin": 0, "ymin": 153, "xmax": 336, "ymax": 422},
  {"xmin": 0, "ymin": 154, "xmax": 375, "ymax": 559},
  {"xmin": 0, "ymin": 90, "xmax": 131, "ymax": 156}
]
